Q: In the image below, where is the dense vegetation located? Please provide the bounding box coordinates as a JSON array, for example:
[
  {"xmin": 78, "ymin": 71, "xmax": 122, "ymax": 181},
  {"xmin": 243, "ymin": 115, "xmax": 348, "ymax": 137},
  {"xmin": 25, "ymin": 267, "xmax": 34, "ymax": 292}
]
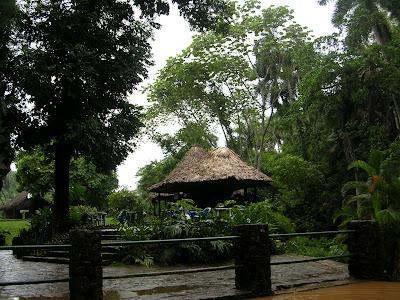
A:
[
  {"xmin": 0, "ymin": 0, "xmax": 233, "ymax": 231},
  {"xmin": 141, "ymin": 0, "xmax": 400, "ymax": 232},
  {"xmin": 0, "ymin": 0, "xmax": 399, "ymax": 272}
]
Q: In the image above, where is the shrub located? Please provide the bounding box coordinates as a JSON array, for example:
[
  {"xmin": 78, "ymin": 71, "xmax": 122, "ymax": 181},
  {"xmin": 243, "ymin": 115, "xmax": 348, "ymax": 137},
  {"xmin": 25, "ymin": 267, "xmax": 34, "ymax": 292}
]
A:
[
  {"xmin": 0, "ymin": 229, "xmax": 9, "ymax": 246},
  {"xmin": 69, "ymin": 205, "xmax": 98, "ymax": 226},
  {"xmin": 107, "ymin": 189, "xmax": 150, "ymax": 215},
  {"xmin": 283, "ymin": 236, "xmax": 347, "ymax": 258},
  {"xmin": 230, "ymin": 201, "xmax": 295, "ymax": 233},
  {"xmin": 117, "ymin": 200, "xmax": 293, "ymax": 265}
]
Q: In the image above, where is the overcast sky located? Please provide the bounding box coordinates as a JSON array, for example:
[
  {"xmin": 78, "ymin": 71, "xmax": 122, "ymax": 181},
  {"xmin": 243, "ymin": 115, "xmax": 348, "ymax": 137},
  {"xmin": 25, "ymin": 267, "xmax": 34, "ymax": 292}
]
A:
[{"xmin": 117, "ymin": 0, "xmax": 337, "ymax": 189}]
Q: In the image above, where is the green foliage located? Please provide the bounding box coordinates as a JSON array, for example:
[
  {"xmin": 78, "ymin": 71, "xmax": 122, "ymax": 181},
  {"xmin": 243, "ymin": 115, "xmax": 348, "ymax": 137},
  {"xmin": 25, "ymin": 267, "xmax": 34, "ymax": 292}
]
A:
[
  {"xmin": 69, "ymin": 205, "xmax": 98, "ymax": 227},
  {"xmin": 318, "ymin": 0, "xmax": 398, "ymax": 48},
  {"xmin": 136, "ymin": 156, "xmax": 179, "ymax": 194},
  {"xmin": 284, "ymin": 237, "xmax": 347, "ymax": 258},
  {"xmin": 230, "ymin": 201, "xmax": 295, "ymax": 233},
  {"xmin": 117, "ymin": 199, "xmax": 293, "ymax": 265},
  {"xmin": 107, "ymin": 189, "xmax": 150, "ymax": 215},
  {"xmin": 0, "ymin": 0, "xmax": 18, "ymax": 192},
  {"xmin": 147, "ymin": 1, "xmax": 313, "ymax": 165},
  {"xmin": 261, "ymin": 153, "xmax": 331, "ymax": 231},
  {"xmin": 0, "ymin": 171, "xmax": 19, "ymax": 203},
  {"xmin": 340, "ymin": 147, "xmax": 400, "ymax": 226},
  {"xmin": 16, "ymin": 148, "xmax": 118, "ymax": 208}
]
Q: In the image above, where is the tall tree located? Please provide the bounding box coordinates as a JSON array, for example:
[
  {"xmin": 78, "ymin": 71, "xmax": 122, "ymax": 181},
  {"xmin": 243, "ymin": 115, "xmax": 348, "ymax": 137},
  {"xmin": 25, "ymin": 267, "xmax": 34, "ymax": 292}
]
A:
[
  {"xmin": 318, "ymin": 0, "xmax": 400, "ymax": 47},
  {"xmin": 0, "ymin": 0, "xmax": 17, "ymax": 192},
  {"xmin": 10, "ymin": 0, "xmax": 232, "ymax": 231},
  {"xmin": 148, "ymin": 2, "xmax": 312, "ymax": 168}
]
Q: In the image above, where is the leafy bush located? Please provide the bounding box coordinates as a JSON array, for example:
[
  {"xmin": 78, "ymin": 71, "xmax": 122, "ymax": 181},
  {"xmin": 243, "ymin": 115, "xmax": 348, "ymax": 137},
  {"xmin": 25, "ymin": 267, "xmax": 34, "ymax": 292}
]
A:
[
  {"xmin": 107, "ymin": 189, "xmax": 150, "ymax": 215},
  {"xmin": 261, "ymin": 152, "xmax": 333, "ymax": 231},
  {"xmin": 283, "ymin": 236, "xmax": 347, "ymax": 258},
  {"xmin": 117, "ymin": 200, "xmax": 293, "ymax": 265},
  {"xmin": 230, "ymin": 201, "xmax": 295, "ymax": 233},
  {"xmin": 14, "ymin": 206, "xmax": 99, "ymax": 246},
  {"xmin": 0, "ymin": 229, "xmax": 10, "ymax": 246},
  {"xmin": 69, "ymin": 205, "xmax": 98, "ymax": 226}
]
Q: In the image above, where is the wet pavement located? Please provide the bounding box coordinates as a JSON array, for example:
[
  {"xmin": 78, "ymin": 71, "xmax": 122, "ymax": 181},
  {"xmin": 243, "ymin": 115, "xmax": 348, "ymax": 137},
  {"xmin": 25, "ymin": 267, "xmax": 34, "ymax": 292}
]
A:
[{"xmin": 0, "ymin": 251, "xmax": 351, "ymax": 299}]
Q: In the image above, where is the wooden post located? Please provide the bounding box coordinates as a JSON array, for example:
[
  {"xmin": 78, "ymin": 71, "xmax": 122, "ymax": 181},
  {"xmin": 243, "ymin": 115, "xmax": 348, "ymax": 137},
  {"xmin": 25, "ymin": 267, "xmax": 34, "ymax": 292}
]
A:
[
  {"xmin": 347, "ymin": 220, "xmax": 384, "ymax": 280},
  {"xmin": 234, "ymin": 224, "xmax": 271, "ymax": 296},
  {"xmin": 69, "ymin": 229, "xmax": 103, "ymax": 300}
]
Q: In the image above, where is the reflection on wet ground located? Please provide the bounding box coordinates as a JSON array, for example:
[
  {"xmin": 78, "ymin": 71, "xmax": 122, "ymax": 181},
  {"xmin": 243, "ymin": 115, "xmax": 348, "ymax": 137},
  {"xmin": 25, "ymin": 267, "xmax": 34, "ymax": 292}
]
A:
[
  {"xmin": 260, "ymin": 281, "xmax": 400, "ymax": 300},
  {"xmin": 0, "ymin": 250, "xmax": 352, "ymax": 299}
]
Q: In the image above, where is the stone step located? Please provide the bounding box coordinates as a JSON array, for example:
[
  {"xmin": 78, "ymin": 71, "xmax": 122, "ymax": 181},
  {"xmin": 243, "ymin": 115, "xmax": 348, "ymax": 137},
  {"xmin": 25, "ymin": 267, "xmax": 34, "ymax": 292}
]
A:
[
  {"xmin": 101, "ymin": 245, "xmax": 123, "ymax": 254},
  {"xmin": 98, "ymin": 228, "xmax": 119, "ymax": 234},
  {"xmin": 100, "ymin": 234, "xmax": 123, "ymax": 240}
]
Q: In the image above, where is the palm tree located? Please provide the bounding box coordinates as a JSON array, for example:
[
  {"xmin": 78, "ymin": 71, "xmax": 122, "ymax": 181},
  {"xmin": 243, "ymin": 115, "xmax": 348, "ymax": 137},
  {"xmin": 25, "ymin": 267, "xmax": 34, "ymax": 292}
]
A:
[
  {"xmin": 341, "ymin": 150, "xmax": 400, "ymax": 224},
  {"xmin": 318, "ymin": 0, "xmax": 399, "ymax": 47}
]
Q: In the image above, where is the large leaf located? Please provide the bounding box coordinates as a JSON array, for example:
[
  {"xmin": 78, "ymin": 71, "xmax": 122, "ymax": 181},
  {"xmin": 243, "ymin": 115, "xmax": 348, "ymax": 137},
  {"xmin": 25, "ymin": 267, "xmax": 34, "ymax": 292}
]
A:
[
  {"xmin": 341, "ymin": 180, "xmax": 368, "ymax": 195},
  {"xmin": 348, "ymin": 160, "xmax": 377, "ymax": 176}
]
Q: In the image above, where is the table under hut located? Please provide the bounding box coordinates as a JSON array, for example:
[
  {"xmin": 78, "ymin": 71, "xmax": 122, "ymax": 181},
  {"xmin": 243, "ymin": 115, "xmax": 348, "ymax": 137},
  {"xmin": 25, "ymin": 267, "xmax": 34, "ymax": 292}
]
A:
[{"xmin": 148, "ymin": 146, "xmax": 272, "ymax": 215}]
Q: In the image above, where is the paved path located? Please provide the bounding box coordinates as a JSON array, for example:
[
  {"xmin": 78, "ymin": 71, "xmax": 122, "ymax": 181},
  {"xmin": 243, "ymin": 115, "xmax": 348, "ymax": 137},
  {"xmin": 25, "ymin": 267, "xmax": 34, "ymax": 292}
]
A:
[{"xmin": 0, "ymin": 251, "xmax": 351, "ymax": 299}]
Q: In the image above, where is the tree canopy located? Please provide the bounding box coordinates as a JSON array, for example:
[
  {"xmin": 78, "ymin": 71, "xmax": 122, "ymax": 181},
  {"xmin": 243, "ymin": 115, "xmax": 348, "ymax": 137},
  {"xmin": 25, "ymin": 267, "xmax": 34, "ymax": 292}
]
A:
[
  {"xmin": 16, "ymin": 147, "xmax": 118, "ymax": 209},
  {"xmin": 143, "ymin": 0, "xmax": 400, "ymax": 230},
  {"xmin": 1, "ymin": 0, "xmax": 233, "ymax": 231}
]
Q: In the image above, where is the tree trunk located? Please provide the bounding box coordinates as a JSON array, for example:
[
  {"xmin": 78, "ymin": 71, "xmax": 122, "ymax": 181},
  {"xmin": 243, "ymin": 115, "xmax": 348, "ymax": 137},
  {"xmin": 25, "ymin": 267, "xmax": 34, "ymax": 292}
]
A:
[
  {"xmin": 0, "ymin": 99, "xmax": 12, "ymax": 191},
  {"xmin": 372, "ymin": 23, "xmax": 391, "ymax": 45},
  {"xmin": 53, "ymin": 140, "xmax": 72, "ymax": 232}
]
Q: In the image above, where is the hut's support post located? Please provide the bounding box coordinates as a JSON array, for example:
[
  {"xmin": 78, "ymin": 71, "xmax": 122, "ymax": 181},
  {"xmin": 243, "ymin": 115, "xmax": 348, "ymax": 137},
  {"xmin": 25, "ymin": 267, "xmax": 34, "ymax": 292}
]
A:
[
  {"xmin": 153, "ymin": 201, "xmax": 156, "ymax": 216},
  {"xmin": 253, "ymin": 187, "xmax": 257, "ymax": 202},
  {"xmin": 70, "ymin": 229, "xmax": 103, "ymax": 300},
  {"xmin": 158, "ymin": 199, "xmax": 161, "ymax": 217},
  {"xmin": 244, "ymin": 188, "xmax": 248, "ymax": 203},
  {"xmin": 347, "ymin": 220, "xmax": 383, "ymax": 280},
  {"xmin": 234, "ymin": 224, "xmax": 271, "ymax": 296}
]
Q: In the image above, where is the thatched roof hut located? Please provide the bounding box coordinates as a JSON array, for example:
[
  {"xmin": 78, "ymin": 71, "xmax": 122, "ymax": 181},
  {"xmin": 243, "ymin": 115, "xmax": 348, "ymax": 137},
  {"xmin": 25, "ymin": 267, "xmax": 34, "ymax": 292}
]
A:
[
  {"xmin": 149, "ymin": 146, "xmax": 272, "ymax": 206},
  {"xmin": 0, "ymin": 191, "xmax": 48, "ymax": 219}
]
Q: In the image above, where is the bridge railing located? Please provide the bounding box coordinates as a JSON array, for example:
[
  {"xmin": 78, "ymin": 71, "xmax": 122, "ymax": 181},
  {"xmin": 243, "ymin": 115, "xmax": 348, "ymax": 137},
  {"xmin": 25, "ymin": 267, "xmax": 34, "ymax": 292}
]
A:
[{"xmin": 0, "ymin": 221, "xmax": 380, "ymax": 299}]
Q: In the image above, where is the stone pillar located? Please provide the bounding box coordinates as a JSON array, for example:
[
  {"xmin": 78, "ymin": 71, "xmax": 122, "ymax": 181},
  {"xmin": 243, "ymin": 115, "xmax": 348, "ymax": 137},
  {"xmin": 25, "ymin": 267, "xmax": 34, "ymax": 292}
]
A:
[
  {"xmin": 69, "ymin": 229, "xmax": 103, "ymax": 300},
  {"xmin": 234, "ymin": 224, "xmax": 271, "ymax": 296},
  {"xmin": 347, "ymin": 220, "xmax": 384, "ymax": 280}
]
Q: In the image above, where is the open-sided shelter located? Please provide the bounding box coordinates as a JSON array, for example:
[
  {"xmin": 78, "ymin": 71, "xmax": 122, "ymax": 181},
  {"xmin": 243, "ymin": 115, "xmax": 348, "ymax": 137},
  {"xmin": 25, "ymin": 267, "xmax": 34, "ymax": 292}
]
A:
[
  {"xmin": 0, "ymin": 191, "xmax": 48, "ymax": 219},
  {"xmin": 149, "ymin": 146, "xmax": 272, "ymax": 208}
]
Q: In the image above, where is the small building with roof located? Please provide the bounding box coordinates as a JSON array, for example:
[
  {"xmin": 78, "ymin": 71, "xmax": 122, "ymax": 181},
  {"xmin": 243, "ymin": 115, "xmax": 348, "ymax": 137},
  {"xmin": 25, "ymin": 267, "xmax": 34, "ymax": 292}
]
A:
[
  {"xmin": 149, "ymin": 146, "xmax": 272, "ymax": 209},
  {"xmin": 0, "ymin": 191, "xmax": 49, "ymax": 219}
]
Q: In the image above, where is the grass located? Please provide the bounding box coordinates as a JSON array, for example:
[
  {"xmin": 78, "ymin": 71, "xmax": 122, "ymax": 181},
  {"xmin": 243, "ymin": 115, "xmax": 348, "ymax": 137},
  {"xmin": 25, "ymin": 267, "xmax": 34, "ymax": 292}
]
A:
[
  {"xmin": 0, "ymin": 219, "xmax": 31, "ymax": 245},
  {"xmin": 106, "ymin": 216, "xmax": 118, "ymax": 226},
  {"xmin": 283, "ymin": 236, "xmax": 347, "ymax": 257}
]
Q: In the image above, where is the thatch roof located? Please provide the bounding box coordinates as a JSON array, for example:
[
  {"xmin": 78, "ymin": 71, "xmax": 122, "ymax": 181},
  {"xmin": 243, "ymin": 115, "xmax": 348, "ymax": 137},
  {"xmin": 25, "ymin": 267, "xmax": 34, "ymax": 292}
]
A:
[
  {"xmin": 0, "ymin": 191, "xmax": 48, "ymax": 211},
  {"xmin": 149, "ymin": 146, "xmax": 272, "ymax": 193}
]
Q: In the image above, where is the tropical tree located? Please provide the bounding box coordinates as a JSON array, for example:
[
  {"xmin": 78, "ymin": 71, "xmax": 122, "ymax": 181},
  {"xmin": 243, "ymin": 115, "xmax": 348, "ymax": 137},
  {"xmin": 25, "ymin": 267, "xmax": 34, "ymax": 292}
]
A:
[
  {"xmin": 318, "ymin": 0, "xmax": 400, "ymax": 47},
  {"xmin": 148, "ymin": 1, "xmax": 313, "ymax": 168},
  {"xmin": 9, "ymin": 0, "xmax": 232, "ymax": 231}
]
